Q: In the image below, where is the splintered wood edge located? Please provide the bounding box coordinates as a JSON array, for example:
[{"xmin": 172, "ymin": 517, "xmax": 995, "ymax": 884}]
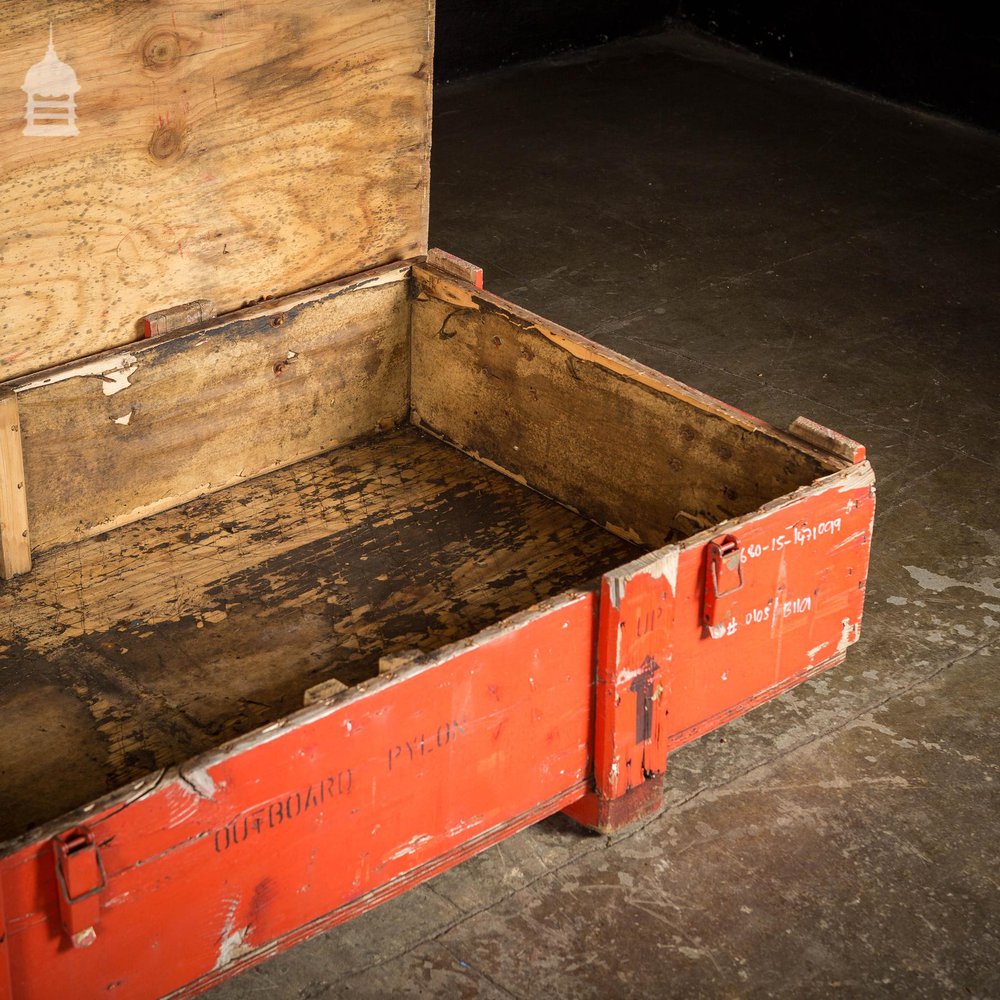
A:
[{"xmin": 0, "ymin": 392, "xmax": 31, "ymax": 578}]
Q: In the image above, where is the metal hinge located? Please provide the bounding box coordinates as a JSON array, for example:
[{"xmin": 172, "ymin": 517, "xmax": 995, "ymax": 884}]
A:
[
  {"xmin": 703, "ymin": 534, "xmax": 744, "ymax": 637},
  {"xmin": 53, "ymin": 826, "xmax": 106, "ymax": 948}
]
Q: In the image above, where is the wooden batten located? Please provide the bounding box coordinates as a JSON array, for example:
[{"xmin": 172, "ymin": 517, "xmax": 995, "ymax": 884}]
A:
[
  {"xmin": 0, "ymin": 393, "xmax": 31, "ymax": 578},
  {"xmin": 789, "ymin": 416, "xmax": 866, "ymax": 464},
  {"xmin": 303, "ymin": 678, "xmax": 350, "ymax": 707},
  {"xmin": 424, "ymin": 249, "xmax": 485, "ymax": 289}
]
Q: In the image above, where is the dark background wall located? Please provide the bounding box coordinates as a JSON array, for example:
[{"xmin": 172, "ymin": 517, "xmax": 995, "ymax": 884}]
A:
[
  {"xmin": 673, "ymin": 1, "xmax": 1000, "ymax": 132},
  {"xmin": 433, "ymin": 0, "xmax": 667, "ymax": 79},
  {"xmin": 434, "ymin": 0, "xmax": 999, "ymax": 132}
]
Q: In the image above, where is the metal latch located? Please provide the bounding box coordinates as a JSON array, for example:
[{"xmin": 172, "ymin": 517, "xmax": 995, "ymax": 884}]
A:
[
  {"xmin": 703, "ymin": 534, "xmax": 744, "ymax": 635},
  {"xmin": 53, "ymin": 826, "xmax": 106, "ymax": 948}
]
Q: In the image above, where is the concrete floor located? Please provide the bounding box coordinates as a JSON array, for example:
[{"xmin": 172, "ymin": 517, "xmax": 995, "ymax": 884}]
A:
[{"xmin": 209, "ymin": 28, "xmax": 1000, "ymax": 999}]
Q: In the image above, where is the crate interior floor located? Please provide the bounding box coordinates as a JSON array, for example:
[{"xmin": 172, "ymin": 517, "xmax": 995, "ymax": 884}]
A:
[{"xmin": 0, "ymin": 426, "xmax": 641, "ymax": 839}]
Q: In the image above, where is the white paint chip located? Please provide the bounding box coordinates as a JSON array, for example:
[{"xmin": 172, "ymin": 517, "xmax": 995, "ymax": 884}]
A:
[
  {"xmin": 113, "ymin": 411, "xmax": 132, "ymax": 425},
  {"xmin": 179, "ymin": 765, "xmax": 217, "ymax": 799},
  {"xmin": 102, "ymin": 365, "xmax": 138, "ymax": 395},
  {"xmin": 16, "ymin": 352, "xmax": 140, "ymax": 395}
]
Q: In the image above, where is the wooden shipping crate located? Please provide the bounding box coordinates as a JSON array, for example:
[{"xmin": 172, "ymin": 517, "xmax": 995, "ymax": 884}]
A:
[{"xmin": 0, "ymin": 2, "xmax": 875, "ymax": 997}]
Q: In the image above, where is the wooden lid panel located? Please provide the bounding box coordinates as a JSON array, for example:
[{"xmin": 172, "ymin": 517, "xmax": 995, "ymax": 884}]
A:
[{"xmin": 0, "ymin": 0, "xmax": 433, "ymax": 379}]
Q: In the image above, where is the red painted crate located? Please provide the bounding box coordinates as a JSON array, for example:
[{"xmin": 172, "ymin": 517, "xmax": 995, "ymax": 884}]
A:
[{"xmin": 0, "ymin": 3, "xmax": 875, "ymax": 997}]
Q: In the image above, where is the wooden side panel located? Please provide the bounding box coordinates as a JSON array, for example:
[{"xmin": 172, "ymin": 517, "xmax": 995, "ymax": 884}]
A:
[
  {"xmin": 0, "ymin": 593, "xmax": 595, "ymax": 1000},
  {"xmin": 410, "ymin": 265, "xmax": 836, "ymax": 550},
  {"xmin": 12, "ymin": 269, "xmax": 410, "ymax": 554},
  {"xmin": 0, "ymin": 396, "xmax": 31, "ymax": 578},
  {"xmin": 665, "ymin": 462, "xmax": 876, "ymax": 747},
  {"xmin": 0, "ymin": 0, "xmax": 433, "ymax": 380}
]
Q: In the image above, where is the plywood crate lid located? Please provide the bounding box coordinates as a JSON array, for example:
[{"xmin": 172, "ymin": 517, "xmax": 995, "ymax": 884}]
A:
[{"xmin": 0, "ymin": 0, "xmax": 433, "ymax": 379}]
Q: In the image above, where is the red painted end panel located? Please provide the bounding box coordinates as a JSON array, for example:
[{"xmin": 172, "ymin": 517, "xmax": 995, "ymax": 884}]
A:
[
  {"xmin": 0, "ymin": 594, "xmax": 596, "ymax": 1000},
  {"xmin": 593, "ymin": 557, "xmax": 675, "ymax": 799},
  {"xmin": 666, "ymin": 466, "xmax": 876, "ymax": 747}
]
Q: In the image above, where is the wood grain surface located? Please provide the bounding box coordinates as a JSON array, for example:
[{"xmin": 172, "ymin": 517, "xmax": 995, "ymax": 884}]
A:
[
  {"xmin": 411, "ymin": 265, "xmax": 837, "ymax": 549},
  {"xmin": 0, "ymin": 0, "xmax": 433, "ymax": 380},
  {"xmin": 14, "ymin": 267, "xmax": 411, "ymax": 554},
  {"xmin": 0, "ymin": 426, "xmax": 639, "ymax": 840},
  {"xmin": 0, "ymin": 394, "xmax": 32, "ymax": 578}
]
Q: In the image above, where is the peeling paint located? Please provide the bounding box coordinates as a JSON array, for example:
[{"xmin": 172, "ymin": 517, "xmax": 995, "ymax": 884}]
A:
[
  {"xmin": 607, "ymin": 546, "xmax": 680, "ymax": 608},
  {"xmin": 836, "ymin": 617, "xmax": 856, "ymax": 656},
  {"xmin": 179, "ymin": 764, "xmax": 217, "ymax": 799},
  {"xmin": 15, "ymin": 352, "xmax": 139, "ymax": 395},
  {"xmin": 102, "ymin": 364, "xmax": 139, "ymax": 395},
  {"xmin": 831, "ymin": 528, "xmax": 868, "ymax": 553},
  {"xmin": 383, "ymin": 833, "xmax": 433, "ymax": 863},
  {"xmin": 215, "ymin": 925, "xmax": 252, "ymax": 970}
]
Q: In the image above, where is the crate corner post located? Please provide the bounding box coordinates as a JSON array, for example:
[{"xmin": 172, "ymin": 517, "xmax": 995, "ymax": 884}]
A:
[{"xmin": 564, "ymin": 548, "xmax": 677, "ymax": 834}]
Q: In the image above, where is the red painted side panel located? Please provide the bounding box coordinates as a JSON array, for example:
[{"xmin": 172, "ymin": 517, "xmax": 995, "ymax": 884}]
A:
[
  {"xmin": 666, "ymin": 463, "xmax": 876, "ymax": 747},
  {"xmin": 0, "ymin": 594, "xmax": 597, "ymax": 1000},
  {"xmin": 0, "ymin": 880, "xmax": 11, "ymax": 1000}
]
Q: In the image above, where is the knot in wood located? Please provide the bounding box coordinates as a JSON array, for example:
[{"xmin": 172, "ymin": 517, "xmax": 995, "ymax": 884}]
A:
[
  {"xmin": 142, "ymin": 30, "xmax": 182, "ymax": 71},
  {"xmin": 148, "ymin": 125, "xmax": 183, "ymax": 162}
]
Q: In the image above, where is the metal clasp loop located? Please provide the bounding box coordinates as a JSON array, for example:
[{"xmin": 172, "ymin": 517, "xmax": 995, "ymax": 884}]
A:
[
  {"xmin": 703, "ymin": 534, "xmax": 744, "ymax": 630},
  {"xmin": 53, "ymin": 826, "xmax": 106, "ymax": 948}
]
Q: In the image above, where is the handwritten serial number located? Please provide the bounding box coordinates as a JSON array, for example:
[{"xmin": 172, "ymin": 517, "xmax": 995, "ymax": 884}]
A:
[{"xmin": 740, "ymin": 518, "xmax": 843, "ymax": 563}]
